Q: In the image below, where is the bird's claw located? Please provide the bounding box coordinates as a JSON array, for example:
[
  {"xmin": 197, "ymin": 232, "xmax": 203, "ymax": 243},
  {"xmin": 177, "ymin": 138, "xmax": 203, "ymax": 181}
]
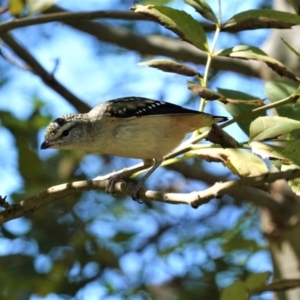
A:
[
  {"xmin": 131, "ymin": 181, "xmax": 145, "ymax": 203},
  {"xmin": 106, "ymin": 174, "xmax": 124, "ymax": 196},
  {"xmin": 106, "ymin": 176, "xmax": 145, "ymax": 203}
]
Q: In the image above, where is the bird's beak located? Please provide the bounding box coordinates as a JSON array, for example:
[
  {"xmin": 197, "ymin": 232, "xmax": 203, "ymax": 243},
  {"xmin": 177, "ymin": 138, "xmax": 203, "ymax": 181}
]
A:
[{"xmin": 40, "ymin": 140, "xmax": 51, "ymax": 149}]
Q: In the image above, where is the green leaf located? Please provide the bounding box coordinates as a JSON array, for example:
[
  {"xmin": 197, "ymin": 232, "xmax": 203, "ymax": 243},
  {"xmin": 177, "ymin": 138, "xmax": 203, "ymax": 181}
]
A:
[
  {"xmin": 217, "ymin": 88, "xmax": 266, "ymax": 136},
  {"xmin": 113, "ymin": 232, "xmax": 134, "ymax": 243},
  {"xmin": 139, "ymin": 59, "xmax": 200, "ymax": 77},
  {"xmin": 184, "ymin": 0, "xmax": 217, "ymax": 23},
  {"xmin": 221, "ymin": 281, "xmax": 249, "ymax": 300},
  {"xmin": 250, "ymin": 116, "xmax": 300, "ymax": 141},
  {"xmin": 223, "ymin": 9, "xmax": 300, "ymax": 32},
  {"xmin": 217, "ymin": 45, "xmax": 299, "ymax": 82},
  {"xmin": 222, "ymin": 238, "xmax": 260, "ymax": 253},
  {"xmin": 245, "ymin": 272, "xmax": 271, "ymax": 292},
  {"xmin": 131, "ymin": 4, "xmax": 208, "ymax": 51},
  {"xmin": 282, "ymin": 140, "xmax": 300, "ymax": 163},
  {"xmin": 264, "ymin": 80, "xmax": 300, "ymax": 120},
  {"xmin": 280, "ymin": 140, "xmax": 300, "ymax": 194},
  {"xmin": 250, "ymin": 141, "xmax": 289, "ymax": 163},
  {"xmin": 251, "ymin": 140, "xmax": 300, "ymax": 194},
  {"xmin": 265, "ymin": 81, "xmax": 300, "ymax": 140},
  {"xmin": 190, "ymin": 148, "xmax": 268, "ymax": 177}
]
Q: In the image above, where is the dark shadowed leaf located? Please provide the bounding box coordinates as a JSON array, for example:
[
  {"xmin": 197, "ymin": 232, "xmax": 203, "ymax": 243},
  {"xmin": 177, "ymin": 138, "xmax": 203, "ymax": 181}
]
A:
[
  {"xmin": 139, "ymin": 59, "xmax": 200, "ymax": 76},
  {"xmin": 184, "ymin": 0, "xmax": 217, "ymax": 23},
  {"xmin": 222, "ymin": 238, "xmax": 260, "ymax": 252},
  {"xmin": 131, "ymin": 4, "xmax": 208, "ymax": 51},
  {"xmin": 223, "ymin": 9, "xmax": 300, "ymax": 32},
  {"xmin": 217, "ymin": 45, "xmax": 300, "ymax": 82}
]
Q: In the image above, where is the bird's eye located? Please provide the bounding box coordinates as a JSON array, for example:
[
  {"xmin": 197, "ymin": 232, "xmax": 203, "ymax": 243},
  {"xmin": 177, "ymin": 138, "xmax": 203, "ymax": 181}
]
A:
[{"xmin": 62, "ymin": 130, "xmax": 69, "ymax": 137}]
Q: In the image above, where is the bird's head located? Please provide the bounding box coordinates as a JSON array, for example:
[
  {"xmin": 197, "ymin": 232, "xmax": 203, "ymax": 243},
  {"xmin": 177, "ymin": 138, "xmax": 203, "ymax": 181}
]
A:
[{"xmin": 41, "ymin": 114, "xmax": 89, "ymax": 150}]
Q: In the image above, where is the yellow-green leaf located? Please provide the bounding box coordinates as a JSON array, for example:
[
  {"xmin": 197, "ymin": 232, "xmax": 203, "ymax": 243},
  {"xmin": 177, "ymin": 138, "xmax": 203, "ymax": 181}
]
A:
[
  {"xmin": 27, "ymin": 0, "xmax": 56, "ymax": 14},
  {"xmin": 8, "ymin": 0, "xmax": 25, "ymax": 16},
  {"xmin": 217, "ymin": 45, "xmax": 299, "ymax": 82},
  {"xmin": 250, "ymin": 116, "xmax": 300, "ymax": 141},
  {"xmin": 139, "ymin": 59, "xmax": 200, "ymax": 77},
  {"xmin": 190, "ymin": 148, "xmax": 268, "ymax": 177},
  {"xmin": 131, "ymin": 4, "xmax": 208, "ymax": 51}
]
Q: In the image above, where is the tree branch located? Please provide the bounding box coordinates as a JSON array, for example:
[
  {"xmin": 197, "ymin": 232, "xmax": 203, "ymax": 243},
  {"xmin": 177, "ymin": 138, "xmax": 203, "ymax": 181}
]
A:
[
  {"xmin": 0, "ymin": 11, "xmax": 152, "ymax": 34},
  {"xmin": 0, "ymin": 32, "xmax": 90, "ymax": 112},
  {"xmin": 41, "ymin": 6, "xmax": 262, "ymax": 79},
  {"xmin": 253, "ymin": 279, "xmax": 300, "ymax": 295},
  {"xmin": 2, "ymin": 168, "xmax": 300, "ymax": 224},
  {"xmin": 0, "ymin": 9, "xmax": 215, "ymax": 34}
]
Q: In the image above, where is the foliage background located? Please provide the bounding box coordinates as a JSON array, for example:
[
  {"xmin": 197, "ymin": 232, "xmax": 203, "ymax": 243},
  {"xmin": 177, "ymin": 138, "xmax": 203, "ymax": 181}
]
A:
[{"xmin": 1, "ymin": 0, "xmax": 300, "ymax": 299}]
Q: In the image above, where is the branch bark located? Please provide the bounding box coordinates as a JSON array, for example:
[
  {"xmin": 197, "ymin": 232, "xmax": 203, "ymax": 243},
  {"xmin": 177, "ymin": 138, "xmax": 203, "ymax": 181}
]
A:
[{"xmin": 2, "ymin": 168, "xmax": 300, "ymax": 225}]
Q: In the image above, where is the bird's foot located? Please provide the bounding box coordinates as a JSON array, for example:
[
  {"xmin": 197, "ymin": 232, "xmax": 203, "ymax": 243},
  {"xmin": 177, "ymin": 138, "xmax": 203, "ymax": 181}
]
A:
[
  {"xmin": 106, "ymin": 175, "xmax": 145, "ymax": 203},
  {"xmin": 106, "ymin": 174, "xmax": 125, "ymax": 196}
]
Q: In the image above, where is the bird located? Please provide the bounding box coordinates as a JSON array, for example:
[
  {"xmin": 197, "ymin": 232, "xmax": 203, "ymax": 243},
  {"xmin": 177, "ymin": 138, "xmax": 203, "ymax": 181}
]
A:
[{"xmin": 41, "ymin": 97, "xmax": 227, "ymax": 199}]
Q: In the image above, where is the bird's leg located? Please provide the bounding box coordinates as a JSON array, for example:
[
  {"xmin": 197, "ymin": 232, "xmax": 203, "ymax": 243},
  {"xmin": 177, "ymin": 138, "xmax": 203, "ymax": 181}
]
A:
[
  {"xmin": 131, "ymin": 159, "xmax": 162, "ymax": 200},
  {"xmin": 105, "ymin": 159, "xmax": 162, "ymax": 200},
  {"xmin": 105, "ymin": 159, "xmax": 153, "ymax": 195}
]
